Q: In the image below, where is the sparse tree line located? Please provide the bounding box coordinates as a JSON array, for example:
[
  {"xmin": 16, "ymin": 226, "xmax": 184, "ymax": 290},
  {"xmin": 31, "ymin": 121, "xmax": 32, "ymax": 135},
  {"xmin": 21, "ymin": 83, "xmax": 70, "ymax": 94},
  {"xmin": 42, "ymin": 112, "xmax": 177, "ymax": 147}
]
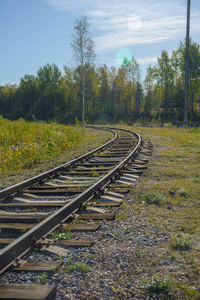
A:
[
  {"xmin": 144, "ymin": 39, "xmax": 200, "ymax": 125},
  {"xmin": 0, "ymin": 16, "xmax": 200, "ymax": 125}
]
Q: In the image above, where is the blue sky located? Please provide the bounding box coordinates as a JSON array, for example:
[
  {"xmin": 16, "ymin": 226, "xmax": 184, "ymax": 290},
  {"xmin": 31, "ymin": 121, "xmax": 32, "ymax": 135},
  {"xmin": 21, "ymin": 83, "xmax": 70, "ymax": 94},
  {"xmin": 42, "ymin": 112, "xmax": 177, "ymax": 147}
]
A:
[{"xmin": 1, "ymin": 0, "xmax": 200, "ymax": 84}]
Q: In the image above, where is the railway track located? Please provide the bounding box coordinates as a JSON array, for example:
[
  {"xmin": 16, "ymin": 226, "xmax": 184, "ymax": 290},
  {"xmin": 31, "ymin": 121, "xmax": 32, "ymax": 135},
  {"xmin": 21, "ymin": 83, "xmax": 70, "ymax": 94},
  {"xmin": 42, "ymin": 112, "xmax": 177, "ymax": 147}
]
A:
[{"xmin": 0, "ymin": 126, "xmax": 152, "ymax": 300}]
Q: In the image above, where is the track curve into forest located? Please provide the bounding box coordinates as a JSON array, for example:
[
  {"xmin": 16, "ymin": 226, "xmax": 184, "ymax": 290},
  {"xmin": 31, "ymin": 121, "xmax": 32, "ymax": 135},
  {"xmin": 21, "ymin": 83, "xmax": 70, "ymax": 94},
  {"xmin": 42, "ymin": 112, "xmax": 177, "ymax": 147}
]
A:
[{"xmin": 0, "ymin": 126, "xmax": 153, "ymax": 299}]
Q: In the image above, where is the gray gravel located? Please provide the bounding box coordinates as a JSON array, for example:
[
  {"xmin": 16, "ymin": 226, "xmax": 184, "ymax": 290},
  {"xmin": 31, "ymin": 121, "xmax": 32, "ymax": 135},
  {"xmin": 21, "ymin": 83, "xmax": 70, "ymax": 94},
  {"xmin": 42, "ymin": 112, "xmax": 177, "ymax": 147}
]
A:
[{"xmin": 1, "ymin": 194, "xmax": 174, "ymax": 299}]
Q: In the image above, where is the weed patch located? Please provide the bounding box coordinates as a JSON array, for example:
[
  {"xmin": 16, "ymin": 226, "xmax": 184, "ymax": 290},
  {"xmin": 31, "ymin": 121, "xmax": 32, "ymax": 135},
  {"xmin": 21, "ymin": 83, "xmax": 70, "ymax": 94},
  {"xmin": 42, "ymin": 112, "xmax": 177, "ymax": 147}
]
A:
[
  {"xmin": 178, "ymin": 188, "xmax": 188, "ymax": 197},
  {"xmin": 142, "ymin": 193, "xmax": 166, "ymax": 205},
  {"xmin": 175, "ymin": 284, "xmax": 200, "ymax": 299},
  {"xmin": 64, "ymin": 263, "xmax": 91, "ymax": 273},
  {"xmin": 171, "ymin": 233, "xmax": 193, "ymax": 251},
  {"xmin": 145, "ymin": 275, "xmax": 172, "ymax": 295},
  {"xmin": 35, "ymin": 272, "xmax": 47, "ymax": 284},
  {"xmin": 49, "ymin": 229, "xmax": 73, "ymax": 240}
]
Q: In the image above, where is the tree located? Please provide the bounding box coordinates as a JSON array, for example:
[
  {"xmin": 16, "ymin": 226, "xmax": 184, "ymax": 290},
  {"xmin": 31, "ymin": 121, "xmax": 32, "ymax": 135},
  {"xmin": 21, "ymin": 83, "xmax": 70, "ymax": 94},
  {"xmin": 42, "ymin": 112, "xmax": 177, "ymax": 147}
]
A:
[
  {"xmin": 17, "ymin": 74, "xmax": 37, "ymax": 119},
  {"xmin": 153, "ymin": 50, "xmax": 175, "ymax": 120},
  {"xmin": 134, "ymin": 61, "xmax": 143, "ymax": 113},
  {"xmin": 63, "ymin": 66, "xmax": 78, "ymax": 115},
  {"xmin": 95, "ymin": 65, "xmax": 112, "ymax": 122},
  {"xmin": 71, "ymin": 16, "xmax": 95, "ymax": 127},
  {"xmin": 144, "ymin": 66, "xmax": 154, "ymax": 112},
  {"xmin": 121, "ymin": 57, "xmax": 143, "ymax": 120},
  {"xmin": 0, "ymin": 84, "xmax": 18, "ymax": 118},
  {"xmin": 176, "ymin": 39, "xmax": 200, "ymax": 117},
  {"xmin": 36, "ymin": 63, "xmax": 62, "ymax": 119}
]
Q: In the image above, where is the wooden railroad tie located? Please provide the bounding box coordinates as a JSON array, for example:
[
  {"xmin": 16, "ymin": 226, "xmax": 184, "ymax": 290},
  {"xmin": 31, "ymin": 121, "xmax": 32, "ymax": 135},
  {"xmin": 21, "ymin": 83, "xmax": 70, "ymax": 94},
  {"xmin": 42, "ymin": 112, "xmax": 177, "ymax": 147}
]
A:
[{"xmin": 0, "ymin": 284, "xmax": 56, "ymax": 300}]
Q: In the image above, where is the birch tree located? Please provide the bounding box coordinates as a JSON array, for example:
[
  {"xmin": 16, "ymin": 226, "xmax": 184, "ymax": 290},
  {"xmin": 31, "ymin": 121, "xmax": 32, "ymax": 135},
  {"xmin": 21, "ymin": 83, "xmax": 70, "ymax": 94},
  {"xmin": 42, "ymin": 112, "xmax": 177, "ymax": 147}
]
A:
[{"xmin": 71, "ymin": 16, "xmax": 95, "ymax": 127}]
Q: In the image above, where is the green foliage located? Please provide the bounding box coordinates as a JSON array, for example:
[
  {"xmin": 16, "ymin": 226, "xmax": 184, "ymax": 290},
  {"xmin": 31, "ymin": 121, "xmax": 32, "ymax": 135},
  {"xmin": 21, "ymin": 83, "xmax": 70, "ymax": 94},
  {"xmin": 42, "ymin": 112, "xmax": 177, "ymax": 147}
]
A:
[
  {"xmin": 1, "ymin": 37, "xmax": 200, "ymax": 125},
  {"xmin": 91, "ymin": 166, "xmax": 100, "ymax": 177},
  {"xmin": 66, "ymin": 257, "xmax": 72, "ymax": 264},
  {"xmin": 145, "ymin": 275, "xmax": 172, "ymax": 294},
  {"xmin": 171, "ymin": 233, "xmax": 193, "ymax": 250},
  {"xmin": 189, "ymin": 127, "xmax": 200, "ymax": 134},
  {"xmin": 49, "ymin": 229, "xmax": 73, "ymax": 240},
  {"xmin": 178, "ymin": 188, "xmax": 187, "ymax": 197},
  {"xmin": 64, "ymin": 263, "xmax": 77, "ymax": 273},
  {"xmin": 142, "ymin": 193, "xmax": 165, "ymax": 205},
  {"xmin": 92, "ymin": 171, "xmax": 100, "ymax": 177},
  {"xmin": 77, "ymin": 262, "xmax": 91, "ymax": 272},
  {"xmin": 64, "ymin": 262, "xmax": 91, "ymax": 273},
  {"xmin": 0, "ymin": 118, "xmax": 84, "ymax": 174},
  {"xmin": 177, "ymin": 284, "xmax": 200, "ymax": 299},
  {"xmin": 35, "ymin": 272, "xmax": 47, "ymax": 284}
]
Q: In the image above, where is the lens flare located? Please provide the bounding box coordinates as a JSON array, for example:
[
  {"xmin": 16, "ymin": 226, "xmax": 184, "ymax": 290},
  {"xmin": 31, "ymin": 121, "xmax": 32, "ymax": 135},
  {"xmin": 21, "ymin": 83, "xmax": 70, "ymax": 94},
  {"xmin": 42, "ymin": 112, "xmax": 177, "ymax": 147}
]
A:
[{"xmin": 116, "ymin": 48, "xmax": 133, "ymax": 66}]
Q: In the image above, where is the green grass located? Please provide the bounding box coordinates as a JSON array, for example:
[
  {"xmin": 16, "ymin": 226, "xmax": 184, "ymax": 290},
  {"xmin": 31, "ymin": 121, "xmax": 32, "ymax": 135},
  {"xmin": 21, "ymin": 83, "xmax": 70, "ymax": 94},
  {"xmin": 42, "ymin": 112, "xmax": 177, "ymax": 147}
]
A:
[
  {"xmin": 64, "ymin": 263, "xmax": 77, "ymax": 273},
  {"xmin": 35, "ymin": 272, "xmax": 47, "ymax": 284},
  {"xmin": 92, "ymin": 171, "xmax": 100, "ymax": 177},
  {"xmin": 171, "ymin": 233, "xmax": 193, "ymax": 250},
  {"xmin": 64, "ymin": 262, "xmax": 91, "ymax": 273},
  {"xmin": 2, "ymin": 123, "xmax": 200, "ymax": 298},
  {"xmin": 145, "ymin": 275, "xmax": 172, "ymax": 295},
  {"xmin": 142, "ymin": 193, "xmax": 166, "ymax": 205},
  {"xmin": 0, "ymin": 117, "xmax": 84, "ymax": 174},
  {"xmin": 49, "ymin": 229, "xmax": 73, "ymax": 240},
  {"xmin": 77, "ymin": 262, "xmax": 91, "ymax": 272},
  {"xmin": 119, "ymin": 124, "xmax": 200, "ymax": 299},
  {"xmin": 0, "ymin": 122, "xmax": 113, "ymax": 189}
]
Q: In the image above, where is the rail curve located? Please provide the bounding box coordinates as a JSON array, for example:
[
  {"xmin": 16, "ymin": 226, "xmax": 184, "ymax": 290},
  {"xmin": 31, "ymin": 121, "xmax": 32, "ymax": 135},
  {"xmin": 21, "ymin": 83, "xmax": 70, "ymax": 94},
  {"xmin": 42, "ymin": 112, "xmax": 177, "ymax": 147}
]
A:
[{"xmin": 0, "ymin": 126, "xmax": 142, "ymax": 277}]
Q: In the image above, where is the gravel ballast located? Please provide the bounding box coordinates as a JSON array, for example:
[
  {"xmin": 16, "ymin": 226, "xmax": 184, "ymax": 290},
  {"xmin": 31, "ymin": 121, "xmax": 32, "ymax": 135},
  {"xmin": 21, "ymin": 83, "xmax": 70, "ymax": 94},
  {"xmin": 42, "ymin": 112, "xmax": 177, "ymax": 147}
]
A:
[{"xmin": 1, "ymin": 191, "xmax": 174, "ymax": 300}]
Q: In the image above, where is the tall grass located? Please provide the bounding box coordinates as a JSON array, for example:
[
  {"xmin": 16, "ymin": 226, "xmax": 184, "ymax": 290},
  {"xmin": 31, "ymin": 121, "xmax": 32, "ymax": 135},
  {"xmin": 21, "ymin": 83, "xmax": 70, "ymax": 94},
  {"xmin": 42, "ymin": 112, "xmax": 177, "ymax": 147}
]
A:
[
  {"xmin": 0, "ymin": 117, "xmax": 84, "ymax": 173},
  {"xmin": 155, "ymin": 127, "xmax": 200, "ymax": 146}
]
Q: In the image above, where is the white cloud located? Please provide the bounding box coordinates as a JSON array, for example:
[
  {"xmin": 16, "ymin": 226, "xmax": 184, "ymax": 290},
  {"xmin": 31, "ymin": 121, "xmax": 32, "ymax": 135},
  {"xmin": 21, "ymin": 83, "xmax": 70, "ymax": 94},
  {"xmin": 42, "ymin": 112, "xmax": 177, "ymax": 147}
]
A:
[
  {"xmin": 44, "ymin": 0, "xmax": 200, "ymax": 53},
  {"xmin": 137, "ymin": 56, "xmax": 158, "ymax": 65}
]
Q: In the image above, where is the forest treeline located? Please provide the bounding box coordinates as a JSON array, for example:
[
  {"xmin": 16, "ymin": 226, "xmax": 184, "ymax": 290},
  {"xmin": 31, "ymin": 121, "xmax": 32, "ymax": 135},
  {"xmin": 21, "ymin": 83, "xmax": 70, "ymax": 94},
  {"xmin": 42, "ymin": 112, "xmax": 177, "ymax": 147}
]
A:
[{"xmin": 0, "ymin": 39, "xmax": 200, "ymax": 125}]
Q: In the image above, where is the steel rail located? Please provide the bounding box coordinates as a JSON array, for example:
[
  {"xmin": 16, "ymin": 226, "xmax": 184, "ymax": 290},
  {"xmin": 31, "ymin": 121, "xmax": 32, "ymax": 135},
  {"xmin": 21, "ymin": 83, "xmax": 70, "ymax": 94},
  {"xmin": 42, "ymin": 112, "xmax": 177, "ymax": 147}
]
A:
[
  {"xmin": 0, "ymin": 128, "xmax": 117, "ymax": 201},
  {"xmin": 0, "ymin": 127, "xmax": 141, "ymax": 274}
]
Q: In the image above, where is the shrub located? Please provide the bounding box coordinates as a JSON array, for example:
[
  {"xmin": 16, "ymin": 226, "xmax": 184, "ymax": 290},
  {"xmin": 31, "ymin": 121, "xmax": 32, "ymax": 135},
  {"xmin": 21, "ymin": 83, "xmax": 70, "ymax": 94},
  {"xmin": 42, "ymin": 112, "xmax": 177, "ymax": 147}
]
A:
[
  {"xmin": 145, "ymin": 275, "xmax": 172, "ymax": 294},
  {"xmin": 178, "ymin": 188, "xmax": 187, "ymax": 197},
  {"xmin": 171, "ymin": 233, "xmax": 192, "ymax": 250},
  {"xmin": 142, "ymin": 193, "xmax": 165, "ymax": 205}
]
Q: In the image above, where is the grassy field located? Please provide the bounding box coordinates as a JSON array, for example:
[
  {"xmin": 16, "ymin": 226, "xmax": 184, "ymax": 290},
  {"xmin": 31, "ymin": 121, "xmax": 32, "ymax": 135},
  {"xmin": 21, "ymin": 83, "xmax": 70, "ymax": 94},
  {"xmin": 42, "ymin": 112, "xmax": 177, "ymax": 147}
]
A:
[
  {"xmin": 0, "ymin": 119, "xmax": 113, "ymax": 189},
  {"xmin": 0, "ymin": 117, "xmax": 85, "ymax": 173},
  {"xmin": 119, "ymin": 124, "xmax": 200, "ymax": 299},
  {"xmin": 0, "ymin": 121, "xmax": 199, "ymax": 298}
]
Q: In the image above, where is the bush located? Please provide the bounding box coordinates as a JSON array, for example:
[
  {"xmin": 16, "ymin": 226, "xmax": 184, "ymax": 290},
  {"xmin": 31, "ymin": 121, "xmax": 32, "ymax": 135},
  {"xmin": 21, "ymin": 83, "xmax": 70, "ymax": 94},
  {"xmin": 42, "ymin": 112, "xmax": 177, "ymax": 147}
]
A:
[
  {"xmin": 142, "ymin": 193, "xmax": 165, "ymax": 205},
  {"xmin": 145, "ymin": 275, "xmax": 172, "ymax": 294},
  {"xmin": 171, "ymin": 233, "xmax": 192, "ymax": 250}
]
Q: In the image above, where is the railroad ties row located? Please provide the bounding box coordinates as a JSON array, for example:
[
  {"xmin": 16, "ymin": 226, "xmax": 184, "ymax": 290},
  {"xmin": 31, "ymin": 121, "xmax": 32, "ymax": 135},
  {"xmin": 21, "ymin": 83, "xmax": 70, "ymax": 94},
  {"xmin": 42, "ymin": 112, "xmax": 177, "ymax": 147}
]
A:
[{"xmin": 0, "ymin": 134, "xmax": 153, "ymax": 300}]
